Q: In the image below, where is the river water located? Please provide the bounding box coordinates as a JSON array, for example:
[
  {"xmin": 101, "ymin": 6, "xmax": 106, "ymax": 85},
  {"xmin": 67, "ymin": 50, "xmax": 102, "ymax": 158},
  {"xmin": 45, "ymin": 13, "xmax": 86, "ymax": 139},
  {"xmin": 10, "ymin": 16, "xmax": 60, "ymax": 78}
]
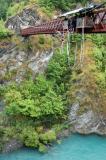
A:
[{"xmin": 0, "ymin": 134, "xmax": 106, "ymax": 160}]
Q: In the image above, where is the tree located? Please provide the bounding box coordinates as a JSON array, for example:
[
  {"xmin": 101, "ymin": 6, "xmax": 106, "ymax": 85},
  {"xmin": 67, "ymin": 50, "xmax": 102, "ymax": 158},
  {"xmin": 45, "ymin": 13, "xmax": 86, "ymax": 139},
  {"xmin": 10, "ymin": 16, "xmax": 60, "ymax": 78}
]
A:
[{"xmin": 0, "ymin": 0, "xmax": 12, "ymax": 20}]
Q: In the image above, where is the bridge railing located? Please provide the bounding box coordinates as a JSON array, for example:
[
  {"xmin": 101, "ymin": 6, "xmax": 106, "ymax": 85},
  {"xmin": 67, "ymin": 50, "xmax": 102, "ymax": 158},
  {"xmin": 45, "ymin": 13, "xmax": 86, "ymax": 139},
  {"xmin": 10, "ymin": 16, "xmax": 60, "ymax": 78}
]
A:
[{"xmin": 20, "ymin": 8, "xmax": 106, "ymax": 36}]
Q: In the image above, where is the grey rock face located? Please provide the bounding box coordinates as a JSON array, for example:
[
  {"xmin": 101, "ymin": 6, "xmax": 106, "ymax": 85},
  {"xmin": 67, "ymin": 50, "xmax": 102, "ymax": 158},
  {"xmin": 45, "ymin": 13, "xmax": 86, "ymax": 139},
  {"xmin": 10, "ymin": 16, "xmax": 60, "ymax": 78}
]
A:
[
  {"xmin": 68, "ymin": 59, "xmax": 106, "ymax": 136},
  {"xmin": 57, "ymin": 129, "xmax": 71, "ymax": 139},
  {"xmin": 28, "ymin": 51, "xmax": 53, "ymax": 73},
  {"xmin": 5, "ymin": 8, "xmax": 41, "ymax": 33},
  {"xmin": 2, "ymin": 139, "xmax": 23, "ymax": 153},
  {"xmin": 69, "ymin": 103, "xmax": 106, "ymax": 135},
  {"xmin": 0, "ymin": 7, "xmax": 53, "ymax": 83},
  {"xmin": 0, "ymin": 46, "xmax": 53, "ymax": 83},
  {"xmin": 69, "ymin": 102, "xmax": 80, "ymax": 122}
]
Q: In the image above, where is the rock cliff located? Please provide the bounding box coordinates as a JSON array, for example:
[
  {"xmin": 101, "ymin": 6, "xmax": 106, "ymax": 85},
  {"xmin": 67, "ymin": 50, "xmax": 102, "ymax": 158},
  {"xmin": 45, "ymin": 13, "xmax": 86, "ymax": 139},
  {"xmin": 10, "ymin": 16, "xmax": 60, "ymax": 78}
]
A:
[
  {"xmin": 0, "ymin": 8, "xmax": 53, "ymax": 84},
  {"xmin": 0, "ymin": 7, "xmax": 106, "ymax": 143},
  {"xmin": 68, "ymin": 42, "xmax": 106, "ymax": 135}
]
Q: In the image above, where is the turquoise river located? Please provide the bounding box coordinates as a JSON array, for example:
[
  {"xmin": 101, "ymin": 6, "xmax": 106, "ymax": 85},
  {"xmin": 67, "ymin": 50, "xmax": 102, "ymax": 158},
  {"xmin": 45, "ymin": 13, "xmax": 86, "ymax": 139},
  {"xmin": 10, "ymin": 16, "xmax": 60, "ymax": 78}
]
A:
[{"xmin": 0, "ymin": 134, "xmax": 106, "ymax": 160}]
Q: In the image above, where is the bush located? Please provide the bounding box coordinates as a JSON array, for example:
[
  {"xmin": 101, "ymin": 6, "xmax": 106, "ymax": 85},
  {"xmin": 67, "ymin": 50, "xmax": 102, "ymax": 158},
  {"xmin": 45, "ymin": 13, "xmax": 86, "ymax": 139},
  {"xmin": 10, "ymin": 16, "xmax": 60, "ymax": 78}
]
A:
[
  {"xmin": 21, "ymin": 127, "xmax": 39, "ymax": 147},
  {"xmin": 0, "ymin": 127, "xmax": 4, "ymax": 137},
  {"xmin": 38, "ymin": 143, "xmax": 47, "ymax": 153},
  {"xmin": 36, "ymin": 126, "xmax": 44, "ymax": 133},
  {"xmin": 39, "ymin": 0, "xmax": 75, "ymax": 11},
  {"xmin": 0, "ymin": 20, "xmax": 11, "ymax": 38},
  {"xmin": 7, "ymin": 2, "xmax": 25, "ymax": 17},
  {"xmin": 0, "ymin": 0, "xmax": 12, "ymax": 20},
  {"xmin": 96, "ymin": 72, "xmax": 106, "ymax": 89},
  {"xmin": 0, "ymin": 127, "xmax": 5, "ymax": 151},
  {"xmin": 92, "ymin": 35, "xmax": 106, "ymax": 89},
  {"xmin": 47, "ymin": 50, "xmax": 68, "ymax": 83},
  {"xmin": 40, "ymin": 130, "xmax": 56, "ymax": 144},
  {"xmin": 5, "ymin": 74, "xmax": 65, "ymax": 120},
  {"xmin": 2, "ymin": 47, "xmax": 72, "ymax": 152},
  {"xmin": 4, "ymin": 127, "xmax": 16, "ymax": 139}
]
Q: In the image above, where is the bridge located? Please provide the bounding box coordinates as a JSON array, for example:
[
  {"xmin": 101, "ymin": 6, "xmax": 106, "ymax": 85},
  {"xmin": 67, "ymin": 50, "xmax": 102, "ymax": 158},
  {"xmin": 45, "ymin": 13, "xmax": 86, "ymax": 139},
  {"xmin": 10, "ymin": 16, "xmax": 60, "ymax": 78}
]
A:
[{"xmin": 20, "ymin": 3, "xmax": 106, "ymax": 37}]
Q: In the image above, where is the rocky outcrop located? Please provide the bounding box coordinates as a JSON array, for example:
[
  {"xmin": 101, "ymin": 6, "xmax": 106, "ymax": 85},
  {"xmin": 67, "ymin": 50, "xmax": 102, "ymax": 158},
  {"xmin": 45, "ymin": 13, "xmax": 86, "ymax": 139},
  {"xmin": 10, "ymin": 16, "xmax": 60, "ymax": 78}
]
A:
[
  {"xmin": 5, "ymin": 8, "xmax": 41, "ymax": 33},
  {"xmin": 69, "ymin": 102, "xmax": 106, "ymax": 135},
  {"xmin": 57, "ymin": 129, "xmax": 71, "ymax": 139},
  {"xmin": 68, "ymin": 41, "xmax": 106, "ymax": 136},
  {"xmin": 0, "ymin": 44, "xmax": 53, "ymax": 83},
  {"xmin": 0, "ymin": 7, "xmax": 53, "ymax": 84},
  {"xmin": 0, "ymin": 7, "xmax": 105, "ymax": 156},
  {"xmin": 2, "ymin": 139, "xmax": 23, "ymax": 153}
]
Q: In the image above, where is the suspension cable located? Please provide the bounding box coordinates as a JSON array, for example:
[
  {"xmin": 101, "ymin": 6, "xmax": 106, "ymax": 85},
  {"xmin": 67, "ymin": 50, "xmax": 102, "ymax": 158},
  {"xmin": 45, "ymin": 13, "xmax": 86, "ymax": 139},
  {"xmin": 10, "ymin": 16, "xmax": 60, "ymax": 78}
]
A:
[
  {"xmin": 67, "ymin": 30, "xmax": 70, "ymax": 66},
  {"xmin": 61, "ymin": 32, "xmax": 64, "ymax": 54},
  {"xmin": 80, "ymin": 17, "xmax": 85, "ymax": 68},
  {"xmin": 51, "ymin": 36, "xmax": 54, "ymax": 55},
  {"xmin": 74, "ymin": 41, "xmax": 78, "ymax": 67}
]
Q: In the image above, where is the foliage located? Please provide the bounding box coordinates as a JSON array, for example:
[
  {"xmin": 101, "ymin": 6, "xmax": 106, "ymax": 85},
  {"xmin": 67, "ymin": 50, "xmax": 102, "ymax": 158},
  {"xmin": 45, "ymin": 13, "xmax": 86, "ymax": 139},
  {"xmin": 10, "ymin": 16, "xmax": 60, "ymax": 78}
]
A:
[
  {"xmin": 47, "ymin": 51, "xmax": 68, "ymax": 83},
  {"xmin": 93, "ymin": 46, "xmax": 106, "ymax": 73},
  {"xmin": 0, "ymin": 0, "xmax": 12, "ymax": 20},
  {"xmin": 38, "ymin": 143, "xmax": 47, "ymax": 153},
  {"xmin": 96, "ymin": 72, "xmax": 106, "ymax": 89},
  {"xmin": 4, "ymin": 127, "xmax": 16, "ymax": 138},
  {"xmin": 0, "ymin": 48, "xmax": 72, "ymax": 152},
  {"xmin": 0, "ymin": 0, "xmax": 90, "ymax": 153},
  {"xmin": 38, "ymin": 0, "xmax": 87, "ymax": 12},
  {"xmin": 7, "ymin": 2, "xmax": 25, "ymax": 17},
  {"xmin": 38, "ymin": 35, "xmax": 45, "ymax": 44},
  {"xmin": 21, "ymin": 127, "xmax": 39, "ymax": 147},
  {"xmin": 36, "ymin": 126, "xmax": 43, "ymax": 133},
  {"xmin": 39, "ymin": 130, "xmax": 56, "ymax": 144},
  {"xmin": 52, "ymin": 123, "xmax": 69, "ymax": 134},
  {"xmin": 92, "ymin": 35, "xmax": 106, "ymax": 89},
  {"xmin": 5, "ymin": 77, "xmax": 65, "ymax": 120},
  {"xmin": 0, "ymin": 85, "xmax": 6, "ymax": 97},
  {"xmin": 0, "ymin": 127, "xmax": 4, "ymax": 151},
  {"xmin": 0, "ymin": 127, "xmax": 4, "ymax": 137},
  {"xmin": 0, "ymin": 0, "xmax": 89, "ymax": 27},
  {"xmin": 4, "ymin": 49, "xmax": 71, "ymax": 121},
  {"xmin": 46, "ymin": 49, "xmax": 71, "ymax": 96},
  {"xmin": 0, "ymin": 0, "xmax": 88, "ymax": 20},
  {"xmin": 0, "ymin": 20, "xmax": 11, "ymax": 38},
  {"xmin": 0, "ymin": 0, "xmax": 28, "ymax": 19}
]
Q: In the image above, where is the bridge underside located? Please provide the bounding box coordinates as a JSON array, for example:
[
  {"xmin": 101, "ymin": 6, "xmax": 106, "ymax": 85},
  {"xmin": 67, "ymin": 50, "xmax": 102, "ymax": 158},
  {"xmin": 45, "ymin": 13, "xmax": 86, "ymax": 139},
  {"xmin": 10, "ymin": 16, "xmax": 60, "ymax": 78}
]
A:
[{"xmin": 20, "ymin": 9, "xmax": 106, "ymax": 36}]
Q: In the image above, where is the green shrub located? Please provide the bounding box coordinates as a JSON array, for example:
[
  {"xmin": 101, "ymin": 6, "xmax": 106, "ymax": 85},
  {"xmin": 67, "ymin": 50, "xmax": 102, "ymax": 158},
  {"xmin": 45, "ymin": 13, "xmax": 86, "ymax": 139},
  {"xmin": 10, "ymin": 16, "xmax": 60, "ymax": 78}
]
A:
[
  {"xmin": 92, "ymin": 34, "xmax": 106, "ymax": 89},
  {"xmin": 38, "ymin": 143, "xmax": 47, "ymax": 153},
  {"xmin": 4, "ymin": 127, "xmax": 16, "ymax": 139},
  {"xmin": 5, "ymin": 74, "xmax": 65, "ymax": 120},
  {"xmin": 0, "ymin": 127, "xmax": 4, "ymax": 137},
  {"xmin": 21, "ymin": 127, "xmax": 39, "ymax": 147},
  {"xmin": 0, "ymin": 0, "xmax": 12, "ymax": 20},
  {"xmin": 0, "ymin": 20, "xmax": 11, "ymax": 38},
  {"xmin": 38, "ymin": 0, "xmax": 85, "ymax": 11},
  {"xmin": 39, "ymin": 36, "xmax": 45, "ymax": 44},
  {"xmin": 2, "ymin": 47, "xmax": 72, "ymax": 152},
  {"xmin": 36, "ymin": 126, "xmax": 44, "ymax": 133},
  {"xmin": 0, "ymin": 127, "xmax": 5, "ymax": 151},
  {"xmin": 47, "ymin": 50, "xmax": 68, "ymax": 83},
  {"xmin": 96, "ymin": 72, "xmax": 106, "ymax": 89},
  {"xmin": 7, "ymin": 2, "xmax": 25, "ymax": 17},
  {"xmin": 40, "ymin": 130, "xmax": 56, "ymax": 144}
]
